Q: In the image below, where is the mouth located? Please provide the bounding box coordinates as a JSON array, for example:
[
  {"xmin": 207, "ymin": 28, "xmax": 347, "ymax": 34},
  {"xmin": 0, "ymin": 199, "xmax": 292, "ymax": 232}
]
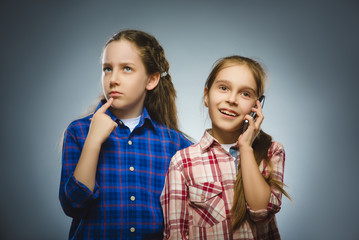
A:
[
  {"xmin": 110, "ymin": 91, "xmax": 122, "ymax": 97},
  {"xmin": 219, "ymin": 108, "xmax": 239, "ymax": 117}
]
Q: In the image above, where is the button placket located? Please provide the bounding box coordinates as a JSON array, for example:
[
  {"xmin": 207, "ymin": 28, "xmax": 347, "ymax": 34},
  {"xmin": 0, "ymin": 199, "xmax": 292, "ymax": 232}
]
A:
[
  {"xmin": 127, "ymin": 140, "xmax": 135, "ymax": 172},
  {"xmin": 127, "ymin": 138, "xmax": 136, "ymax": 210}
]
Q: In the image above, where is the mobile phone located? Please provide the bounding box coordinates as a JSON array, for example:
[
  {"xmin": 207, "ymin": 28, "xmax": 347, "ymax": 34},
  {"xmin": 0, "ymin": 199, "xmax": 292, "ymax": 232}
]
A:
[{"xmin": 242, "ymin": 95, "xmax": 265, "ymax": 133}]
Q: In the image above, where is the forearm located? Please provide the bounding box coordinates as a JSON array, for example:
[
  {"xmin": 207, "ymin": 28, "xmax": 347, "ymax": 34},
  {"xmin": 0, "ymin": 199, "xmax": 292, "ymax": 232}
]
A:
[
  {"xmin": 73, "ymin": 137, "xmax": 102, "ymax": 192},
  {"xmin": 240, "ymin": 146, "xmax": 271, "ymax": 210}
]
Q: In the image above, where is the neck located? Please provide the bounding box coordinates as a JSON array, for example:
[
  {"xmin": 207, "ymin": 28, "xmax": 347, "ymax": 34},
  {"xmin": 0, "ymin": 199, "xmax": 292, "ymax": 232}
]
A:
[
  {"xmin": 210, "ymin": 128, "xmax": 240, "ymax": 144},
  {"xmin": 109, "ymin": 106, "xmax": 143, "ymax": 120}
]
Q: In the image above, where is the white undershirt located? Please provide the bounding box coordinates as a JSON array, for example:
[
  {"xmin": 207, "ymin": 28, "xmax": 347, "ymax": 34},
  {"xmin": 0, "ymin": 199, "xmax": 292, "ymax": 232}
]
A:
[
  {"xmin": 221, "ymin": 143, "xmax": 237, "ymax": 153},
  {"xmin": 121, "ymin": 116, "xmax": 141, "ymax": 132}
]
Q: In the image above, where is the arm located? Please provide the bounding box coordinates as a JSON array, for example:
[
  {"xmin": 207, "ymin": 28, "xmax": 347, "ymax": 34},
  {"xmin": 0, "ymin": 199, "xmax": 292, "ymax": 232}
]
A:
[
  {"xmin": 59, "ymin": 125, "xmax": 101, "ymax": 218},
  {"xmin": 160, "ymin": 155, "xmax": 189, "ymax": 240},
  {"xmin": 240, "ymin": 146, "xmax": 271, "ymax": 210},
  {"xmin": 59, "ymin": 99, "xmax": 117, "ymax": 218},
  {"xmin": 246, "ymin": 143, "xmax": 285, "ymax": 222},
  {"xmin": 238, "ymin": 100, "xmax": 271, "ymax": 210},
  {"xmin": 73, "ymin": 98, "xmax": 117, "ymax": 191}
]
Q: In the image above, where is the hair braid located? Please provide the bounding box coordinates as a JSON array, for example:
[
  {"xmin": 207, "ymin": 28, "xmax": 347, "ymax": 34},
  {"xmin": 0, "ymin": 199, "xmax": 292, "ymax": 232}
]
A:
[{"xmin": 204, "ymin": 55, "xmax": 291, "ymax": 231}]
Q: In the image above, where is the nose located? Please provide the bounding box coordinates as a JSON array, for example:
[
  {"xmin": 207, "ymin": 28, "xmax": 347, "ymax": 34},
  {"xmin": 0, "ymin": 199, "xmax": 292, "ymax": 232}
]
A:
[
  {"xmin": 109, "ymin": 70, "xmax": 120, "ymax": 86},
  {"xmin": 226, "ymin": 92, "xmax": 238, "ymax": 105}
]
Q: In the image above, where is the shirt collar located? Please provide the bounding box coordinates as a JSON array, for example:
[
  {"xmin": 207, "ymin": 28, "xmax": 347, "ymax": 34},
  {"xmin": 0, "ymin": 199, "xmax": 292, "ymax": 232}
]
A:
[
  {"xmin": 199, "ymin": 129, "xmax": 239, "ymax": 152},
  {"xmin": 199, "ymin": 129, "xmax": 219, "ymax": 152},
  {"xmin": 94, "ymin": 100, "xmax": 156, "ymax": 130}
]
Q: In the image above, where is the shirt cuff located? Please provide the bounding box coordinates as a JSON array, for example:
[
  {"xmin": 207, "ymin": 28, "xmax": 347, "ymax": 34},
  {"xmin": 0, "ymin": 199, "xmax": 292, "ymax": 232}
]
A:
[
  {"xmin": 246, "ymin": 192, "xmax": 281, "ymax": 222},
  {"xmin": 64, "ymin": 174, "xmax": 100, "ymax": 208}
]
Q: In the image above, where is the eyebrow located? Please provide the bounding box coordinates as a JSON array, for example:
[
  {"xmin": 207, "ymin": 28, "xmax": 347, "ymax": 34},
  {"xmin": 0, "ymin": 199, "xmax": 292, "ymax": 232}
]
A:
[
  {"xmin": 214, "ymin": 79, "xmax": 234, "ymax": 87},
  {"xmin": 102, "ymin": 61, "xmax": 136, "ymax": 66},
  {"xmin": 215, "ymin": 79, "xmax": 230, "ymax": 84},
  {"xmin": 215, "ymin": 79, "xmax": 257, "ymax": 93}
]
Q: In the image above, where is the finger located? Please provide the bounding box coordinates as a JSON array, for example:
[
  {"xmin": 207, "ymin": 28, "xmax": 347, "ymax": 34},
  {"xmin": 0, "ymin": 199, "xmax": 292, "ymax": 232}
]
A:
[
  {"xmin": 97, "ymin": 98, "xmax": 113, "ymax": 113},
  {"xmin": 250, "ymin": 100, "xmax": 263, "ymax": 117},
  {"xmin": 244, "ymin": 112, "xmax": 262, "ymax": 132},
  {"xmin": 245, "ymin": 115, "xmax": 255, "ymax": 128},
  {"xmin": 254, "ymin": 101, "xmax": 264, "ymax": 127},
  {"xmin": 256, "ymin": 99, "xmax": 262, "ymax": 111},
  {"xmin": 250, "ymin": 100, "xmax": 262, "ymax": 116},
  {"xmin": 255, "ymin": 112, "xmax": 264, "ymax": 129}
]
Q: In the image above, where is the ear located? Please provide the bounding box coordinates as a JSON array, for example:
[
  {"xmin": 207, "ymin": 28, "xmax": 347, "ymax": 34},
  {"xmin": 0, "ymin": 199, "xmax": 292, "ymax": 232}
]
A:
[
  {"xmin": 146, "ymin": 72, "xmax": 160, "ymax": 91},
  {"xmin": 204, "ymin": 87, "xmax": 209, "ymax": 107}
]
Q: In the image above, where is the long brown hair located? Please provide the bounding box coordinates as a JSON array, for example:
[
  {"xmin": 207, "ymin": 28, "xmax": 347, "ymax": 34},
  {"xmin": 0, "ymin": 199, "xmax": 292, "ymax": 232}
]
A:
[
  {"xmin": 103, "ymin": 29, "xmax": 179, "ymax": 131},
  {"xmin": 205, "ymin": 55, "xmax": 291, "ymax": 231}
]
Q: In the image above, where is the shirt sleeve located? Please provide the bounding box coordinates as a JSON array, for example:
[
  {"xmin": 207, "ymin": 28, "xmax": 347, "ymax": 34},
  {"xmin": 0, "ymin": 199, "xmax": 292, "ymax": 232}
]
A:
[
  {"xmin": 59, "ymin": 124, "xmax": 100, "ymax": 219},
  {"xmin": 246, "ymin": 142, "xmax": 285, "ymax": 223},
  {"xmin": 160, "ymin": 153, "xmax": 189, "ymax": 240}
]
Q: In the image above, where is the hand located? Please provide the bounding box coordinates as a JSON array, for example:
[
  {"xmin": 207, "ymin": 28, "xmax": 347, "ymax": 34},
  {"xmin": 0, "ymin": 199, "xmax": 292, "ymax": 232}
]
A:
[
  {"xmin": 87, "ymin": 98, "xmax": 118, "ymax": 145},
  {"xmin": 238, "ymin": 100, "xmax": 264, "ymax": 148}
]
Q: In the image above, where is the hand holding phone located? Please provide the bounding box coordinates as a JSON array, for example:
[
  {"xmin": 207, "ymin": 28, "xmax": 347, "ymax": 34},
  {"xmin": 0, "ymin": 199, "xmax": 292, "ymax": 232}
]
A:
[{"xmin": 242, "ymin": 95, "xmax": 265, "ymax": 133}]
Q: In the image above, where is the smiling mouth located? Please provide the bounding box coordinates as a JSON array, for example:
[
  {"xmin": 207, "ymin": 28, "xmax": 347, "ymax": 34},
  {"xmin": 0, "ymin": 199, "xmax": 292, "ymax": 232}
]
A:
[{"xmin": 220, "ymin": 109, "xmax": 238, "ymax": 117}]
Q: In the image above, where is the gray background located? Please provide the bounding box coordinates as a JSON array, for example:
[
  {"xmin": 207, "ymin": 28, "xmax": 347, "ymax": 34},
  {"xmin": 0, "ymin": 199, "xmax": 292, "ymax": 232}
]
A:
[{"xmin": 1, "ymin": 1, "xmax": 358, "ymax": 239}]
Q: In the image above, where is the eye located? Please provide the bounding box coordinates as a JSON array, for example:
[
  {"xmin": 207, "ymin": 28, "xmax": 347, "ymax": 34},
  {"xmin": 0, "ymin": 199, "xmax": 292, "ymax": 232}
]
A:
[
  {"xmin": 103, "ymin": 66, "xmax": 112, "ymax": 72},
  {"xmin": 219, "ymin": 85, "xmax": 228, "ymax": 91},
  {"xmin": 123, "ymin": 66, "xmax": 132, "ymax": 72},
  {"xmin": 240, "ymin": 91, "xmax": 253, "ymax": 99}
]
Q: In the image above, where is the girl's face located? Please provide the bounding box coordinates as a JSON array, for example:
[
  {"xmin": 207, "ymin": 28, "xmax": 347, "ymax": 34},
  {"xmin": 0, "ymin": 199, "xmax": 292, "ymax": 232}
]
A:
[
  {"xmin": 204, "ymin": 64, "xmax": 258, "ymax": 144},
  {"xmin": 101, "ymin": 40, "xmax": 159, "ymax": 119}
]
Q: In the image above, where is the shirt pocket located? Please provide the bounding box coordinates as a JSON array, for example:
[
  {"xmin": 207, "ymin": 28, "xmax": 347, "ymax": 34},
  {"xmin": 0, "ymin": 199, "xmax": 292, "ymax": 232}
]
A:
[{"xmin": 188, "ymin": 181, "xmax": 226, "ymax": 228}]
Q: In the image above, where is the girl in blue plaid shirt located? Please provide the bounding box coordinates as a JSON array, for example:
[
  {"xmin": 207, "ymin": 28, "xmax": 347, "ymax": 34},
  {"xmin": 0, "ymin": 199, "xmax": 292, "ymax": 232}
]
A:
[{"xmin": 59, "ymin": 29, "xmax": 191, "ymax": 240}]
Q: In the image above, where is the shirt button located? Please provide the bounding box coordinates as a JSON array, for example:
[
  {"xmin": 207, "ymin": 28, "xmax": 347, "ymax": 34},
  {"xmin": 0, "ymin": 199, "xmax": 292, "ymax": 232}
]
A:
[
  {"xmin": 128, "ymin": 140, "xmax": 132, "ymax": 145},
  {"xmin": 130, "ymin": 196, "xmax": 136, "ymax": 201},
  {"xmin": 129, "ymin": 166, "xmax": 135, "ymax": 171},
  {"xmin": 201, "ymin": 195, "xmax": 205, "ymax": 201},
  {"xmin": 130, "ymin": 227, "xmax": 135, "ymax": 232}
]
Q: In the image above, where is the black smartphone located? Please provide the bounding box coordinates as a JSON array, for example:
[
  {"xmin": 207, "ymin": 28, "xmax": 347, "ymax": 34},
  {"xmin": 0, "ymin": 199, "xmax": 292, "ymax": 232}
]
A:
[{"xmin": 242, "ymin": 95, "xmax": 265, "ymax": 133}]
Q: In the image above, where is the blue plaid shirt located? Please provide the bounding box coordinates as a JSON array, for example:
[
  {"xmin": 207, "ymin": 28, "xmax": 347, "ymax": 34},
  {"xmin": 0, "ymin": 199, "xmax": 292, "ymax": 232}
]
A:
[{"xmin": 59, "ymin": 101, "xmax": 192, "ymax": 239}]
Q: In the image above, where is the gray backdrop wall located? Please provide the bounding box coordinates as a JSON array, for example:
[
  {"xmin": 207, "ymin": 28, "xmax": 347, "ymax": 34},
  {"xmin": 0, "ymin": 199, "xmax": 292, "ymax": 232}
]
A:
[{"xmin": 1, "ymin": 1, "xmax": 358, "ymax": 239}]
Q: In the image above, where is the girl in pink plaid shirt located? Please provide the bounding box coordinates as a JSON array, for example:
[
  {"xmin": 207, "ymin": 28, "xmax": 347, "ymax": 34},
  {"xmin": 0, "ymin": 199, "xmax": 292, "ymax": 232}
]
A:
[{"xmin": 161, "ymin": 55, "xmax": 291, "ymax": 239}]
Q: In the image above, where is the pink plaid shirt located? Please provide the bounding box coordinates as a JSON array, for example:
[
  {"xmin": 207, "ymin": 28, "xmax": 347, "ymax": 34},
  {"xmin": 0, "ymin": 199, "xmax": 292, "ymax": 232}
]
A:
[{"xmin": 160, "ymin": 130, "xmax": 285, "ymax": 240}]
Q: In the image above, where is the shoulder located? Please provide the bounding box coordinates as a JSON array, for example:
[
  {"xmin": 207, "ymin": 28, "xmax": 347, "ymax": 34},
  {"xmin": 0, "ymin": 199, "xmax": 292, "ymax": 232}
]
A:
[
  {"xmin": 153, "ymin": 123, "xmax": 193, "ymax": 146},
  {"xmin": 65, "ymin": 114, "xmax": 93, "ymax": 136},
  {"xmin": 268, "ymin": 141, "xmax": 285, "ymax": 158},
  {"xmin": 266, "ymin": 142, "xmax": 285, "ymax": 169},
  {"xmin": 170, "ymin": 143, "xmax": 202, "ymax": 166}
]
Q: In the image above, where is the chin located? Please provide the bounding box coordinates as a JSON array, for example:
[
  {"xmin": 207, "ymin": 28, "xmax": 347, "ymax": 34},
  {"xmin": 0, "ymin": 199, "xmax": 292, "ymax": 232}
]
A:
[
  {"xmin": 109, "ymin": 101, "xmax": 123, "ymax": 109},
  {"xmin": 225, "ymin": 126, "xmax": 242, "ymax": 133}
]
